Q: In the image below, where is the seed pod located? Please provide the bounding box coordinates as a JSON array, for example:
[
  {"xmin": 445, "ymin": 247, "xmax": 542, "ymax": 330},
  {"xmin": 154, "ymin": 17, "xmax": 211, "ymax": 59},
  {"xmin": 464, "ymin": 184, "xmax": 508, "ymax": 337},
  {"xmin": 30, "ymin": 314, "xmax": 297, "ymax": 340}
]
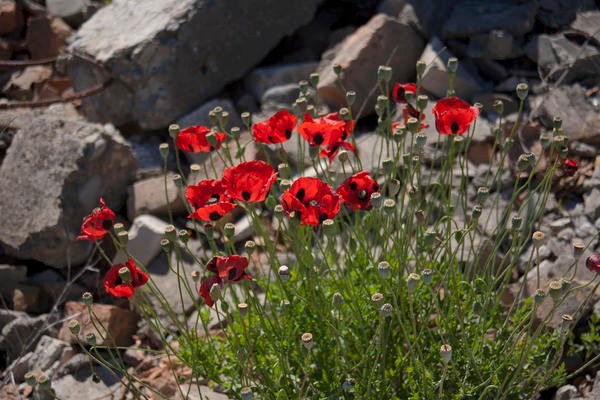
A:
[
  {"xmin": 301, "ymin": 332, "xmax": 314, "ymax": 350},
  {"xmin": 377, "ymin": 261, "xmax": 391, "ymax": 279},
  {"xmin": 440, "ymin": 344, "xmax": 452, "ymax": 364},
  {"xmin": 278, "ymin": 265, "xmax": 290, "ymax": 282}
]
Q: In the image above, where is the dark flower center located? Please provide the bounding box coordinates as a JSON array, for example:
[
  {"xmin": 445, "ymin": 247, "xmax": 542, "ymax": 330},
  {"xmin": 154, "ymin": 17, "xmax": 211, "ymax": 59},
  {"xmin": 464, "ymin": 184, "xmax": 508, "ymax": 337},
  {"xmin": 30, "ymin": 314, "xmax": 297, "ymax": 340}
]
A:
[
  {"xmin": 358, "ymin": 190, "xmax": 367, "ymax": 200},
  {"xmin": 228, "ymin": 267, "xmax": 237, "ymax": 281},
  {"xmin": 115, "ymin": 276, "xmax": 123, "ymax": 286},
  {"xmin": 451, "ymin": 121, "xmax": 459, "ymax": 134},
  {"xmin": 208, "ymin": 194, "xmax": 220, "ymax": 204},
  {"xmin": 209, "ymin": 211, "xmax": 221, "ymax": 221},
  {"xmin": 188, "ymin": 144, "xmax": 194, "ymax": 152},
  {"xmin": 241, "ymin": 190, "xmax": 251, "ymax": 201},
  {"xmin": 268, "ymin": 136, "xmax": 275, "ymax": 143},
  {"xmin": 285, "ymin": 129, "xmax": 292, "ymax": 139},
  {"xmin": 296, "ymin": 188, "xmax": 306, "ymax": 202},
  {"xmin": 313, "ymin": 133, "xmax": 324, "ymax": 145},
  {"xmin": 349, "ymin": 182, "xmax": 358, "ymax": 191},
  {"xmin": 102, "ymin": 219, "xmax": 113, "ymax": 230}
]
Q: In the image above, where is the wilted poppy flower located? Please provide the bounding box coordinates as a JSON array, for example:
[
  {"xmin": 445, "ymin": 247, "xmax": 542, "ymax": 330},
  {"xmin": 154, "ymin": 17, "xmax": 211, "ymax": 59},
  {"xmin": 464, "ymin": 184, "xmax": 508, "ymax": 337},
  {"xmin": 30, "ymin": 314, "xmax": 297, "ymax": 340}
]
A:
[
  {"xmin": 222, "ymin": 160, "xmax": 277, "ymax": 202},
  {"xmin": 563, "ymin": 158, "xmax": 578, "ymax": 176},
  {"xmin": 392, "ymin": 83, "xmax": 416, "ymax": 104},
  {"xmin": 586, "ymin": 254, "xmax": 600, "ymax": 274},
  {"xmin": 298, "ymin": 113, "xmax": 353, "ymax": 147},
  {"xmin": 432, "ymin": 97, "xmax": 479, "ymax": 135},
  {"xmin": 206, "ymin": 255, "xmax": 252, "ymax": 283},
  {"xmin": 281, "ymin": 177, "xmax": 341, "ymax": 226},
  {"xmin": 77, "ymin": 198, "xmax": 116, "ymax": 241},
  {"xmin": 104, "ymin": 259, "xmax": 149, "ymax": 299},
  {"xmin": 186, "ymin": 179, "xmax": 236, "ymax": 221},
  {"xmin": 199, "ymin": 274, "xmax": 222, "ymax": 307},
  {"xmin": 252, "ymin": 110, "xmax": 297, "ymax": 144},
  {"xmin": 336, "ymin": 171, "xmax": 380, "ymax": 210},
  {"xmin": 175, "ymin": 125, "xmax": 226, "ymax": 153}
]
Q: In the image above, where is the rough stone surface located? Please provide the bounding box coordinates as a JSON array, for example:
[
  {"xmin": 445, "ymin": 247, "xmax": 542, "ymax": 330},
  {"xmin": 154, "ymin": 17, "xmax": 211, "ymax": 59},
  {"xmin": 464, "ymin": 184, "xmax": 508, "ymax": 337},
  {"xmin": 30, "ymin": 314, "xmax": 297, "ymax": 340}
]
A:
[
  {"xmin": 0, "ymin": 312, "xmax": 49, "ymax": 359},
  {"xmin": 2, "ymin": 66, "xmax": 53, "ymax": 100},
  {"xmin": 5, "ymin": 335, "xmax": 73, "ymax": 382},
  {"xmin": 261, "ymin": 83, "xmax": 300, "ymax": 114},
  {"xmin": 533, "ymin": 84, "xmax": 600, "ymax": 145},
  {"xmin": 25, "ymin": 15, "xmax": 72, "ymax": 59},
  {"xmin": 441, "ymin": 1, "xmax": 538, "ymax": 39},
  {"xmin": 68, "ymin": 0, "xmax": 323, "ymax": 129},
  {"xmin": 0, "ymin": 109, "xmax": 137, "ymax": 268},
  {"xmin": 0, "ymin": 0, "xmax": 23, "ymax": 35},
  {"xmin": 52, "ymin": 359, "xmax": 121, "ymax": 400},
  {"xmin": 538, "ymin": 0, "xmax": 595, "ymax": 29},
  {"xmin": 58, "ymin": 301, "xmax": 138, "ymax": 346},
  {"xmin": 244, "ymin": 62, "xmax": 318, "ymax": 101},
  {"xmin": 420, "ymin": 37, "xmax": 486, "ymax": 101},
  {"xmin": 113, "ymin": 214, "xmax": 170, "ymax": 266},
  {"xmin": 0, "ymin": 264, "xmax": 27, "ymax": 300},
  {"xmin": 554, "ymin": 384, "xmax": 578, "ymax": 400},
  {"xmin": 12, "ymin": 284, "xmax": 43, "ymax": 313},
  {"xmin": 318, "ymin": 14, "xmax": 425, "ymax": 117},
  {"xmin": 127, "ymin": 175, "xmax": 185, "ymax": 221},
  {"xmin": 571, "ymin": 10, "xmax": 600, "ymax": 42},
  {"xmin": 46, "ymin": 0, "xmax": 93, "ymax": 28},
  {"xmin": 377, "ymin": 0, "xmax": 406, "ymax": 17}
]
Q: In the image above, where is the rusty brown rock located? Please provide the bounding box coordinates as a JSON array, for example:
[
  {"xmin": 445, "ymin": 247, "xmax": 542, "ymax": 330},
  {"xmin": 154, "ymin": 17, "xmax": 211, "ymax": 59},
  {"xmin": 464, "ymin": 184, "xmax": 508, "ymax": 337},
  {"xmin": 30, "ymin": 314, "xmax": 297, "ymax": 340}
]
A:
[
  {"xmin": 0, "ymin": 1, "xmax": 23, "ymax": 35},
  {"xmin": 25, "ymin": 15, "xmax": 72, "ymax": 59}
]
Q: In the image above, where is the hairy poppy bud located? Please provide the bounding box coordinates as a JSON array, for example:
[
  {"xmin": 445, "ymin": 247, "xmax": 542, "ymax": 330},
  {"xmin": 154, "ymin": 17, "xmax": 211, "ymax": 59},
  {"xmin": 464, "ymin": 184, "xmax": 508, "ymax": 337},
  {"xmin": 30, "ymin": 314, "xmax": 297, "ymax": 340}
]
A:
[
  {"xmin": 407, "ymin": 273, "xmax": 421, "ymax": 293},
  {"xmin": 278, "ymin": 265, "xmax": 290, "ymax": 282},
  {"xmin": 82, "ymin": 292, "xmax": 93, "ymax": 307},
  {"xmin": 159, "ymin": 143, "xmax": 169, "ymax": 158},
  {"xmin": 380, "ymin": 303, "xmax": 393, "ymax": 317},
  {"xmin": 378, "ymin": 261, "xmax": 391, "ymax": 279},
  {"xmin": 440, "ymin": 344, "xmax": 452, "ymax": 364},
  {"xmin": 302, "ymin": 332, "xmax": 314, "ymax": 350},
  {"xmin": 516, "ymin": 83, "xmax": 528, "ymax": 100},
  {"xmin": 493, "ymin": 99, "xmax": 504, "ymax": 115},
  {"xmin": 421, "ymin": 268, "xmax": 433, "ymax": 285},
  {"xmin": 377, "ymin": 65, "xmax": 392, "ymax": 83},
  {"xmin": 210, "ymin": 283, "xmax": 222, "ymax": 302},
  {"xmin": 371, "ymin": 292, "xmax": 384, "ymax": 308},
  {"xmin": 168, "ymin": 124, "xmax": 180, "ymax": 139},
  {"xmin": 447, "ymin": 57, "xmax": 458, "ymax": 73},
  {"xmin": 68, "ymin": 319, "xmax": 80, "ymax": 335}
]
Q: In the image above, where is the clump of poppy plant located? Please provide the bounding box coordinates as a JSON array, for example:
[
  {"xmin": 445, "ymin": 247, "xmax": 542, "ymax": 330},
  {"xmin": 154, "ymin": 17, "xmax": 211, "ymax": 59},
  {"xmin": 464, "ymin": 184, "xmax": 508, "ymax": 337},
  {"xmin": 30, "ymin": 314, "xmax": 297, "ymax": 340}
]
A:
[
  {"xmin": 104, "ymin": 259, "xmax": 149, "ymax": 299},
  {"xmin": 281, "ymin": 177, "xmax": 341, "ymax": 227},
  {"xmin": 77, "ymin": 198, "xmax": 116, "ymax": 241},
  {"xmin": 199, "ymin": 255, "xmax": 252, "ymax": 307}
]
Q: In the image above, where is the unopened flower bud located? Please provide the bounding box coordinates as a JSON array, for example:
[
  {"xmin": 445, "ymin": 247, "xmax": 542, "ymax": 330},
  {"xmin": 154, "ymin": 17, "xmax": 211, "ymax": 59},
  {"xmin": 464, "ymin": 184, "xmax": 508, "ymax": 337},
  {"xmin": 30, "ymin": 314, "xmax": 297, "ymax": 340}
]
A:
[
  {"xmin": 345, "ymin": 90, "xmax": 356, "ymax": 106},
  {"xmin": 160, "ymin": 238, "xmax": 171, "ymax": 253},
  {"xmin": 424, "ymin": 229, "xmax": 436, "ymax": 247},
  {"xmin": 416, "ymin": 60, "xmax": 426, "ymax": 77},
  {"xmin": 191, "ymin": 270, "xmax": 200, "ymax": 282},
  {"xmin": 533, "ymin": 288, "xmax": 546, "ymax": 304},
  {"xmin": 68, "ymin": 319, "xmax": 80, "ymax": 335},
  {"xmin": 210, "ymin": 283, "xmax": 222, "ymax": 302},
  {"xmin": 553, "ymin": 117, "xmax": 562, "ymax": 130},
  {"xmin": 86, "ymin": 332, "xmax": 97, "ymax": 346},
  {"xmin": 572, "ymin": 241, "xmax": 585, "ymax": 260},
  {"xmin": 407, "ymin": 117, "xmax": 420, "ymax": 133},
  {"xmin": 472, "ymin": 205, "xmax": 482, "ymax": 220},
  {"xmin": 370, "ymin": 192, "xmax": 383, "ymax": 208},
  {"xmin": 333, "ymin": 64, "xmax": 343, "ymax": 76},
  {"xmin": 548, "ymin": 280, "xmax": 563, "ymax": 302},
  {"xmin": 24, "ymin": 372, "xmax": 36, "ymax": 386},
  {"xmin": 421, "ymin": 268, "xmax": 433, "ymax": 285},
  {"xmin": 377, "ymin": 65, "xmax": 392, "ymax": 83},
  {"xmin": 241, "ymin": 112, "xmax": 251, "ymax": 128},
  {"xmin": 476, "ymin": 187, "xmax": 489, "ymax": 204},
  {"xmin": 407, "ymin": 273, "xmax": 421, "ymax": 293},
  {"xmin": 378, "ymin": 261, "xmax": 391, "ymax": 279},
  {"xmin": 380, "ymin": 303, "xmax": 393, "ymax": 317},
  {"xmin": 440, "ymin": 344, "xmax": 452, "ymax": 364},
  {"xmin": 416, "ymin": 95, "xmax": 428, "ymax": 112},
  {"xmin": 371, "ymin": 292, "xmax": 384, "ymax": 308},
  {"xmin": 205, "ymin": 131, "xmax": 218, "ymax": 148},
  {"xmin": 238, "ymin": 303, "xmax": 248, "ymax": 319},
  {"xmin": 37, "ymin": 374, "xmax": 51, "ymax": 390},
  {"xmin": 224, "ymin": 222, "xmax": 235, "ymax": 239},
  {"xmin": 159, "ymin": 143, "xmax": 169, "ymax": 158},
  {"xmin": 168, "ymin": 124, "xmax": 180, "ymax": 139},
  {"xmin": 532, "ymin": 231, "xmax": 545, "ymax": 248},
  {"xmin": 118, "ymin": 266, "xmax": 131, "ymax": 283},
  {"xmin": 493, "ymin": 99, "xmax": 504, "ymax": 115},
  {"xmin": 82, "ymin": 292, "xmax": 93, "ymax": 307},
  {"xmin": 301, "ymin": 332, "xmax": 314, "ymax": 350},
  {"xmin": 332, "ymin": 292, "xmax": 344, "ymax": 310},
  {"xmin": 245, "ymin": 240, "xmax": 256, "ymax": 256},
  {"xmin": 278, "ymin": 265, "xmax": 290, "ymax": 282},
  {"xmin": 516, "ymin": 83, "xmax": 528, "ymax": 100}
]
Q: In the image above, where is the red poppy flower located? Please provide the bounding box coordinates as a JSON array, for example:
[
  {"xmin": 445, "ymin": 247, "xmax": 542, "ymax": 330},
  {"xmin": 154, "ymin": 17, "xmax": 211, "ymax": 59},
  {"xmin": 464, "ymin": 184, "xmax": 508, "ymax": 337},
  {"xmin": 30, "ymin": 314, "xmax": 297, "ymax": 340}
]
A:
[
  {"xmin": 222, "ymin": 160, "xmax": 277, "ymax": 202},
  {"xmin": 104, "ymin": 259, "xmax": 149, "ymax": 299},
  {"xmin": 586, "ymin": 254, "xmax": 600, "ymax": 274},
  {"xmin": 252, "ymin": 110, "xmax": 297, "ymax": 144},
  {"xmin": 297, "ymin": 113, "xmax": 353, "ymax": 147},
  {"xmin": 206, "ymin": 255, "xmax": 252, "ymax": 283},
  {"xmin": 199, "ymin": 274, "xmax": 222, "ymax": 307},
  {"xmin": 77, "ymin": 198, "xmax": 116, "ymax": 241},
  {"xmin": 563, "ymin": 158, "xmax": 578, "ymax": 176},
  {"xmin": 281, "ymin": 177, "xmax": 341, "ymax": 226},
  {"xmin": 319, "ymin": 141, "xmax": 357, "ymax": 163},
  {"xmin": 392, "ymin": 83, "xmax": 416, "ymax": 104},
  {"xmin": 175, "ymin": 125, "xmax": 226, "ymax": 153},
  {"xmin": 186, "ymin": 179, "xmax": 237, "ymax": 221},
  {"xmin": 432, "ymin": 97, "xmax": 479, "ymax": 135},
  {"xmin": 336, "ymin": 171, "xmax": 380, "ymax": 210}
]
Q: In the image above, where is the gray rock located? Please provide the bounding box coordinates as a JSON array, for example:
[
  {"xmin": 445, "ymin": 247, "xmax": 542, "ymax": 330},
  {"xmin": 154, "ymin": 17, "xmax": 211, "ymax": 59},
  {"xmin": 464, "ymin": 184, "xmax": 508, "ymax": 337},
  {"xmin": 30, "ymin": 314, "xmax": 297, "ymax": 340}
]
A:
[
  {"xmin": 0, "ymin": 109, "xmax": 136, "ymax": 268},
  {"xmin": 533, "ymin": 84, "xmax": 600, "ymax": 145},
  {"xmin": 554, "ymin": 384, "xmax": 578, "ymax": 400},
  {"xmin": 52, "ymin": 359, "xmax": 121, "ymax": 400},
  {"xmin": 27, "ymin": 269, "xmax": 85, "ymax": 306},
  {"xmin": 538, "ymin": 0, "xmax": 595, "ymax": 29},
  {"xmin": 399, "ymin": 0, "xmax": 461, "ymax": 38},
  {"xmin": 46, "ymin": 0, "xmax": 94, "ymax": 28},
  {"xmin": 127, "ymin": 174, "xmax": 186, "ymax": 221},
  {"xmin": 377, "ymin": 0, "xmax": 406, "ymax": 17},
  {"xmin": 571, "ymin": 10, "xmax": 600, "ymax": 43},
  {"xmin": 68, "ymin": 0, "xmax": 323, "ymax": 129},
  {"xmin": 5, "ymin": 335, "xmax": 73, "ymax": 382},
  {"xmin": 244, "ymin": 62, "xmax": 318, "ymax": 101},
  {"xmin": 441, "ymin": 1, "xmax": 538, "ymax": 39},
  {"xmin": 420, "ymin": 37, "xmax": 486, "ymax": 101},
  {"xmin": 179, "ymin": 384, "xmax": 230, "ymax": 400},
  {"xmin": 261, "ymin": 84, "xmax": 300, "ymax": 114},
  {"xmin": 0, "ymin": 264, "xmax": 27, "ymax": 300},
  {"xmin": 0, "ymin": 312, "xmax": 50, "ymax": 359},
  {"xmin": 467, "ymin": 30, "xmax": 525, "ymax": 60},
  {"xmin": 113, "ymin": 214, "xmax": 170, "ymax": 267},
  {"xmin": 569, "ymin": 141, "xmax": 598, "ymax": 158},
  {"xmin": 583, "ymin": 189, "xmax": 600, "ymax": 224}
]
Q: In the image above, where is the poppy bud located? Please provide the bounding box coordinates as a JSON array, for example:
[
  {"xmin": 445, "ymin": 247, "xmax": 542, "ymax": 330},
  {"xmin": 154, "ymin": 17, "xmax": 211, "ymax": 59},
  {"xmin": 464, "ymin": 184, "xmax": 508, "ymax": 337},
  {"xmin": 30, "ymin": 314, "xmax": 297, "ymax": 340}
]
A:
[
  {"xmin": 220, "ymin": 111, "xmax": 230, "ymax": 127},
  {"xmin": 298, "ymin": 80, "xmax": 309, "ymax": 95},
  {"xmin": 241, "ymin": 112, "xmax": 251, "ymax": 129},
  {"xmin": 407, "ymin": 272, "xmax": 421, "ymax": 293},
  {"xmin": 538, "ymin": 132, "xmax": 550, "ymax": 148},
  {"xmin": 82, "ymin": 292, "xmax": 93, "ymax": 307},
  {"xmin": 378, "ymin": 261, "xmax": 391, "ymax": 279},
  {"xmin": 370, "ymin": 192, "xmax": 383, "ymax": 208},
  {"xmin": 159, "ymin": 143, "xmax": 169, "ymax": 158},
  {"xmin": 406, "ymin": 117, "xmax": 420, "ymax": 134},
  {"xmin": 338, "ymin": 149, "xmax": 350, "ymax": 163},
  {"xmin": 377, "ymin": 65, "xmax": 392, "ymax": 83},
  {"xmin": 493, "ymin": 126, "xmax": 503, "ymax": 140},
  {"xmin": 86, "ymin": 332, "xmax": 97, "ymax": 346},
  {"xmin": 117, "ymin": 230, "xmax": 129, "ymax": 246},
  {"xmin": 178, "ymin": 229, "xmax": 189, "ymax": 244},
  {"xmin": 532, "ymin": 231, "xmax": 545, "ymax": 248},
  {"xmin": 343, "ymin": 377, "xmax": 356, "ymax": 392},
  {"xmin": 274, "ymin": 204, "xmax": 285, "ymax": 220},
  {"xmin": 511, "ymin": 215, "xmax": 522, "ymax": 230},
  {"xmin": 423, "ymin": 229, "xmax": 436, "ymax": 247},
  {"xmin": 279, "ymin": 179, "xmax": 293, "ymax": 192},
  {"xmin": 278, "ymin": 163, "xmax": 292, "ymax": 180},
  {"xmin": 68, "ymin": 319, "xmax": 80, "ymax": 335},
  {"xmin": 309, "ymin": 72, "xmax": 320, "ymax": 87},
  {"xmin": 380, "ymin": 303, "xmax": 393, "ymax": 317},
  {"xmin": 415, "ymin": 134, "xmax": 427, "ymax": 150},
  {"xmin": 471, "ymin": 205, "xmax": 482, "ymax": 220},
  {"xmin": 416, "ymin": 60, "xmax": 426, "ymax": 77},
  {"xmin": 387, "ymin": 178, "xmax": 400, "ymax": 197},
  {"xmin": 415, "ymin": 209, "xmax": 425, "ymax": 225},
  {"xmin": 332, "ymin": 292, "xmax": 344, "ymax": 310},
  {"xmin": 208, "ymin": 110, "xmax": 218, "ymax": 127},
  {"xmin": 559, "ymin": 147, "xmax": 568, "ymax": 158},
  {"xmin": 263, "ymin": 194, "xmax": 276, "ymax": 210},
  {"xmin": 586, "ymin": 254, "xmax": 600, "ymax": 274},
  {"xmin": 553, "ymin": 117, "xmax": 562, "ymax": 130},
  {"xmin": 371, "ymin": 292, "xmax": 384, "ymax": 308},
  {"xmin": 440, "ymin": 344, "xmax": 452, "ymax": 364},
  {"xmin": 118, "ymin": 266, "xmax": 131, "ymax": 284},
  {"xmin": 224, "ymin": 222, "xmax": 235, "ymax": 239},
  {"xmin": 548, "ymin": 280, "xmax": 563, "ymax": 302},
  {"xmin": 301, "ymin": 332, "xmax": 314, "ymax": 350},
  {"xmin": 160, "ymin": 238, "xmax": 171, "ymax": 253},
  {"xmin": 333, "ymin": 64, "xmax": 343, "ymax": 76},
  {"xmin": 476, "ymin": 187, "xmax": 489, "ymax": 204},
  {"xmin": 238, "ymin": 302, "xmax": 248, "ymax": 319},
  {"xmin": 322, "ymin": 219, "xmax": 335, "ymax": 236},
  {"xmin": 561, "ymin": 314, "xmax": 573, "ymax": 331},
  {"xmin": 416, "ymin": 95, "xmax": 428, "ymax": 112},
  {"xmin": 24, "ymin": 372, "xmax": 36, "ymax": 386},
  {"xmin": 37, "ymin": 374, "xmax": 51, "ymax": 391},
  {"xmin": 382, "ymin": 158, "xmax": 395, "ymax": 174},
  {"xmin": 421, "ymin": 268, "xmax": 433, "ymax": 285},
  {"xmin": 533, "ymin": 288, "xmax": 546, "ymax": 304},
  {"xmin": 294, "ymin": 97, "xmax": 308, "ymax": 114},
  {"xmin": 168, "ymin": 124, "xmax": 180, "ymax": 139},
  {"xmin": 245, "ymin": 240, "xmax": 256, "ymax": 256},
  {"xmin": 278, "ymin": 265, "xmax": 290, "ymax": 282},
  {"xmin": 493, "ymin": 99, "xmax": 504, "ymax": 115},
  {"xmin": 191, "ymin": 270, "xmax": 200, "ymax": 282},
  {"xmin": 383, "ymin": 198, "xmax": 396, "ymax": 214},
  {"xmin": 447, "ymin": 57, "xmax": 458, "ymax": 73},
  {"xmin": 572, "ymin": 241, "xmax": 585, "ymax": 260},
  {"xmin": 210, "ymin": 283, "xmax": 222, "ymax": 302},
  {"xmin": 240, "ymin": 387, "xmax": 253, "ymax": 400},
  {"xmin": 516, "ymin": 83, "xmax": 528, "ymax": 100},
  {"xmin": 309, "ymin": 145, "xmax": 320, "ymax": 159},
  {"xmin": 164, "ymin": 225, "xmax": 177, "ymax": 242}
]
